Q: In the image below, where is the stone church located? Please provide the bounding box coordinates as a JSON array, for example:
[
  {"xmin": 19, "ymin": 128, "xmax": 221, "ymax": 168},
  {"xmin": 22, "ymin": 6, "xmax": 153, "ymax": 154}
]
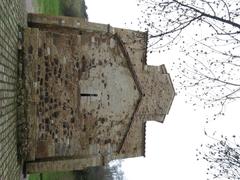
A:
[{"xmin": 24, "ymin": 13, "xmax": 175, "ymax": 173}]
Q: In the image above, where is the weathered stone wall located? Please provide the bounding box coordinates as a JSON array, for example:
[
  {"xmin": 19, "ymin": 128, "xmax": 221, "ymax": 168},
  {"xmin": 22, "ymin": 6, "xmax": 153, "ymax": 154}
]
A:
[
  {"xmin": 24, "ymin": 14, "xmax": 175, "ymax": 173},
  {"xmin": 24, "ymin": 29, "xmax": 141, "ymax": 160},
  {"xmin": 0, "ymin": 0, "xmax": 26, "ymax": 180}
]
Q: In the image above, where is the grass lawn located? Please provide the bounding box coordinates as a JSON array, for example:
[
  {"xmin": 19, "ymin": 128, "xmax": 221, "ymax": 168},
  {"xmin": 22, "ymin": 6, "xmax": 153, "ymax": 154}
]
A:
[
  {"xmin": 29, "ymin": 171, "xmax": 76, "ymax": 180},
  {"xmin": 36, "ymin": 0, "xmax": 61, "ymax": 15},
  {"xmin": 28, "ymin": 174, "xmax": 41, "ymax": 180}
]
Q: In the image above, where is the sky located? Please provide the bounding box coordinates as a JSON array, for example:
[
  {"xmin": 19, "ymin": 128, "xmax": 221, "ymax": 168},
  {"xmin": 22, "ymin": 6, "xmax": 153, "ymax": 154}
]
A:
[{"xmin": 85, "ymin": 0, "xmax": 240, "ymax": 180}]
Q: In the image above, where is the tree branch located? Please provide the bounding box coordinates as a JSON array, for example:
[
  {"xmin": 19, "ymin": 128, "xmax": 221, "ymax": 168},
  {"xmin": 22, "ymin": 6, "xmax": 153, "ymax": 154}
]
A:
[
  {"xmin": 149, "ymin": 15, "xmax": 202, "ymax": 38},
  {"xmin": 173, "ymin": 0, "xmax": 240, "ymax": 29}
]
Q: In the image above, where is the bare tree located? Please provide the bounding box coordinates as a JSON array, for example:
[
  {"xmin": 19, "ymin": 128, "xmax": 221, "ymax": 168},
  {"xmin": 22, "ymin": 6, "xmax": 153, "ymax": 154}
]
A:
[
  {"xmin": 60, "ymin": 0, "xmax": 88, "ymax": 19},
  {"xmin": 108, "ymin": 160, "xmax": 124, "ymax": 180},
  {"xmin": 137, "ymin": 0, "xmax": 240, "ymax": 116},
  {"xmin": 196, "ymin": 134, "xmax": 240, "ymax": 179},
  {"xmin": 75, "ymin": 160, "xmax": 124, "ymax": 180}
]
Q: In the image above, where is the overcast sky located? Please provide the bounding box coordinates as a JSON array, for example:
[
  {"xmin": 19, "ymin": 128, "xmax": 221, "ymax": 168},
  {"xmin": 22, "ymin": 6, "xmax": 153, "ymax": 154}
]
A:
[{"xmin": 85, "ymin": 0, "xmax": 240, "ymax": 179}]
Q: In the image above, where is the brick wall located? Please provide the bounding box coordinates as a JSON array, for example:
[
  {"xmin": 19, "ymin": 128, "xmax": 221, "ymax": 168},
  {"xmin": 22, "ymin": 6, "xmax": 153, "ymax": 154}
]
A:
[{"xmin": 0, "ymin": 0, "xmax": 26, "ymax": 179}]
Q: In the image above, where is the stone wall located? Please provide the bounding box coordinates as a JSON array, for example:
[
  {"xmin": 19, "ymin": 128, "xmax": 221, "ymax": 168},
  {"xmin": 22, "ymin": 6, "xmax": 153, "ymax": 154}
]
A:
[
  {"xmin": 0, "ymin": 0, "xmax": 26, "ymax": 179},
  {"xmin": 24, "ymin": 14, "xmax": 175, "ymax": 173},
  {"xmin": 24, "ymin": 28, "xmax": 142, "ymax": 161}
]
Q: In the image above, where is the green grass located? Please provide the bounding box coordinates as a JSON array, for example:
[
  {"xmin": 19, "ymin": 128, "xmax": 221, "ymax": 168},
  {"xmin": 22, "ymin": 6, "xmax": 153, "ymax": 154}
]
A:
[
  {"xmin": 36, "ymin": 0, "xmax": 61, "ymax": 16},
  {"xmin": 34, "ymin": 0, "xmax": 88, "ymax": 18},
  {"xmin": 29, "ymin": 171, "xmax": 76, "ymax": 180},
  {"xmin": 28, "ymin": 173, "xmax": 41, "ymax": 180}
]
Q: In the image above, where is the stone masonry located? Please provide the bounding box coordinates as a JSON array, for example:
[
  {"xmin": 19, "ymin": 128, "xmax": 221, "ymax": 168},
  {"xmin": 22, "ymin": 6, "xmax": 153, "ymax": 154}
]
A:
[
  {"xmin": 0, "ymin": 0, "xmax": 26, "ymax": 180},
  {"xmin": 24, "ymin": 14, "xmax": 175, "ymax": 173}
]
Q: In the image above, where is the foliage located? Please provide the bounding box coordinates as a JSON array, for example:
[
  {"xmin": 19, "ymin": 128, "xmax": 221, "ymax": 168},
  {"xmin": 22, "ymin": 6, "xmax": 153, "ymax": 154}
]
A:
[
  {"xmin": 196, "ymin": 134, "xmax": 240, "ymax": 179},
  {"xmin": 108, "ymin": 160, "xmax": 124, "ymax": 180},
  {"xmin": 75, "ymin": 160, "xmax": 124, "ymax": 180},
  {"xmin": 37, "ymin": 0, "xmax": 61, "ymax": 15},
  {"xmin": 60, "ymin": 0, "xmax": 88, "ymax": 19},
  {"xmin": 36, "ymin": 0, "xmax": 88, "ymax": 18},
  {"xmin": 138, "ymin": 0, "xmax": 240, "ymax": 117},
  {"xmin": 28, "ymin": 160, "xmax": 124, "ymax": 180}
]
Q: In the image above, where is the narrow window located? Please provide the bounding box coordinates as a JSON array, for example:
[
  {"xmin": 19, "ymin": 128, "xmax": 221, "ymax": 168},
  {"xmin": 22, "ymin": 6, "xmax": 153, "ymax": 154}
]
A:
[{"xmin": 80, "ymin": 93, "xmax": 98, "ymax": 97}]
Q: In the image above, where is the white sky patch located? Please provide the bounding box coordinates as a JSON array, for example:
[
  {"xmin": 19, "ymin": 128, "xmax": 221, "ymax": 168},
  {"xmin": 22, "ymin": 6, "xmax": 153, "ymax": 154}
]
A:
[{"xmin": 85, "ymin": 0, "xmax": 240, "ymax": 179}]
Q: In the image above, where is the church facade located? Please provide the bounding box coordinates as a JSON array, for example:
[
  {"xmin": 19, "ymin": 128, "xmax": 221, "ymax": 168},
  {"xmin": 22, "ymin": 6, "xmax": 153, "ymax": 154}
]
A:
[{"xmin": 24, "ymin": 14, "xmax": 175, "ymax": 173}]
